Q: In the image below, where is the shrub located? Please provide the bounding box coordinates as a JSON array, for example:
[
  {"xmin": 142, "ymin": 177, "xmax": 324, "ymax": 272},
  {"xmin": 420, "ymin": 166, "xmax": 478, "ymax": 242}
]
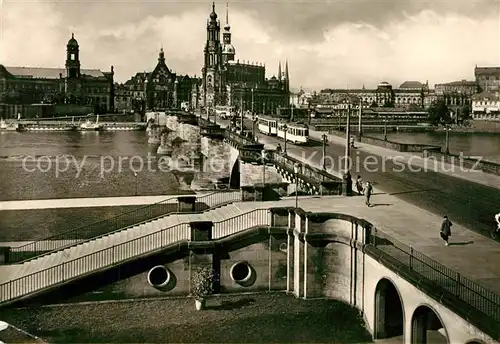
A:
[{"xmin": 191, "ymin": 266, "xmax": 215, "ymax": 301}]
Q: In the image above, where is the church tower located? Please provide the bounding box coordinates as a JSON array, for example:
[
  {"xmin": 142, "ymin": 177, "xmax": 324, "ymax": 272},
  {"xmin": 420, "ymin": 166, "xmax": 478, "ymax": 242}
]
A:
[
  {"xmin": 222, "ymin": 3, "xmax": 235, "ymax": 63},
  {"xmin": 202, "ymin": 2, "xmax": 223, "ymax": 107},
  {"xmin": 65, "ymin": 33, "xmax": 81, "ymax": 78}
]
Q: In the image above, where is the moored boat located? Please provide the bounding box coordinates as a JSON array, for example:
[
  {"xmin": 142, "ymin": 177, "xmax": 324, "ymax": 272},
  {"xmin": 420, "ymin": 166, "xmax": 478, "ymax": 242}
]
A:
[
  {"xmin": 78, "ymin": 115, "xmax": 102, "ymax": 131},
  {"xmin": 0, "ymin": 119, "xmax": 20, "ymax": 132}
]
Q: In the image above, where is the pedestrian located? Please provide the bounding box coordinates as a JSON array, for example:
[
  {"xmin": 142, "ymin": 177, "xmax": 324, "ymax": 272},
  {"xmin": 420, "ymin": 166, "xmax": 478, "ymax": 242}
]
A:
[
  {"xmin": 356, "ymin": 175, "xmax": 363, "ymax": 194},
  {"xmin": 440, "ymin": 215, "xmax": 453, "ymax": 246},
  {"xmin": 364, "ymin": 181, "xmax": 373, "ymax": 207},
  {"xmin": 350, "ymin": 136, "xmax": 355, "ymax": 148}
]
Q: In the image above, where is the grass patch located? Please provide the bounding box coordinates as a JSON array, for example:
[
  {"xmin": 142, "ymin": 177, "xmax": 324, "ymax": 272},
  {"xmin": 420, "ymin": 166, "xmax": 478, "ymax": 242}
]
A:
[{"xmin": 1, "ymin": 294, "xmax": 373, "ymax": 343}]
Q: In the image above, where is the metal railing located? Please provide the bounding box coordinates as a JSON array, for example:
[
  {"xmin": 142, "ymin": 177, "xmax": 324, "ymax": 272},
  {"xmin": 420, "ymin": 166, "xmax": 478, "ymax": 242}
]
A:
[
  {"xmin": 369, "ymin": 228, "xmax": 500, "ymax": 322},
  {"xmin": 8, "ymin": 190, "xmax": 241, "ymax": 264},
  {"xmin": 213, "ymin": 208, "xmax": 269, "ymax": 239},
  {"xmin": 0, "ymin": 208, "xmax": 271, "ymax": 305}
]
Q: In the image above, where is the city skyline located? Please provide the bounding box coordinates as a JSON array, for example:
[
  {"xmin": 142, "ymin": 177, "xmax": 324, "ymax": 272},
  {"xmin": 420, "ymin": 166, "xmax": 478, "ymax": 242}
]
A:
[{"xmin": 1, "ymin": 0, "xmax": 499, "ymax": 91}]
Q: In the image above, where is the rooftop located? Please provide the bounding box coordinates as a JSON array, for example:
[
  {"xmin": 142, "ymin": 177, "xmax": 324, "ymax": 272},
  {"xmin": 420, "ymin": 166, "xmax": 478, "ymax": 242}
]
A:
[{"xmin": 2, "ymin": 66, "xmax": 106, "ymax": 79}]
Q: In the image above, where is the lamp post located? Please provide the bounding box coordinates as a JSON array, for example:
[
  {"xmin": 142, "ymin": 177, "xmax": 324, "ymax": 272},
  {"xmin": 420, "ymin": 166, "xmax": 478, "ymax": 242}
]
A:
[
  {"xmin": 251, "ymin": 88, "xmax": 254, "ymax": 117},
  {"xmin": 344, "ymin": 104, "xmax": 351, "ymax": 173},
  {"xmin": 134, "ymin": 172, "xmax": 138, "ymax": 196},
  {"xmin": 240, "ymin": 95, "xmax": 244, "ymax": 130},
  {"xmin": 322, "ymin": 133, "xmax": 327, "ymax": 170},
  {"xmin": 294, "ymin": 163, "xmax": 300, "ymax": 209},
  {"xmin": 283, "ymin": 123, "xmax": 288, "ymax": 154},
  {"xmin": 262, "ymin": 149, "xmax": 266, "ymax": 187},
  {"xmin": 445, "ymin": 125, "xmax": 450, "ymax": 154},
  {"xmin": 253, "ymin": 115, "xmax": 258, "ymax": 139},
  {"xmin": 383, "ymin": 116, "xmax": 388, "ymax": 141},
  {"xmin": 358, "ymin": 101, "xmax": 362, "ymax": 139}
]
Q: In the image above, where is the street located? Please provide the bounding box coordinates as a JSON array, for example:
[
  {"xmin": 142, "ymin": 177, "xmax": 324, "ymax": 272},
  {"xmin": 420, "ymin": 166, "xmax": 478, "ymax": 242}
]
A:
[{"xmin": 215, "ymin": 115, "xmax": 500, "ymax": 239}]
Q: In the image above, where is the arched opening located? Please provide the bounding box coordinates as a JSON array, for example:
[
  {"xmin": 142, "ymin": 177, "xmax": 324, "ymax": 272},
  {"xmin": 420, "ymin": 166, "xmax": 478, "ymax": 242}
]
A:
[
  {"xmin": 374, "ymin": 278, "xmax": 404, "ymax": 341},
  {"xmin": 147, "ymin": 265, "xmax": 171, "ymax": 288},
  {"xmin": 465, "ymin": 341, "xmax": 485, "ymax": 344},
  {"xmin": 230, "ymin": 261, "xmax": 255, "ymax": 287},
  {"xmin": 411, "ymin": 305, "xmax": 448, "ymax": 344}
]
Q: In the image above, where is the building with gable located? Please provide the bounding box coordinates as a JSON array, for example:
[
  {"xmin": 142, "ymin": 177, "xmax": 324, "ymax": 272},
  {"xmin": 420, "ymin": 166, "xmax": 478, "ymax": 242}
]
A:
[
  {"xmin": 200, "ymin": 2, "xmax": 290, "ymax": 114},
  {"xmin": 0, "ymin": 34, "xmax": 114, "ymax": 118},
  {"xmin": 115, "ymin": 48, "xmax": 197, "ymax": 112}
]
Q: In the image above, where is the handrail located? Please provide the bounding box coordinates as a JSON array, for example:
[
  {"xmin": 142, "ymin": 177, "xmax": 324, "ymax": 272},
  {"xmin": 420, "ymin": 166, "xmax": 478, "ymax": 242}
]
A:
[
  {"xmin": 0, "ymin": 208, "xmax": 271, "ymax": 305},
  {"xmin": 8, "ymin": 190, "xmax": 241, "ymax": 264},
  {"xmin": 1, "ymin": 205, "xmax": 499, "ymax": 333},
  {"xmin": 369, "ymin": 228, "xmax": 500, "ymax": 323}
]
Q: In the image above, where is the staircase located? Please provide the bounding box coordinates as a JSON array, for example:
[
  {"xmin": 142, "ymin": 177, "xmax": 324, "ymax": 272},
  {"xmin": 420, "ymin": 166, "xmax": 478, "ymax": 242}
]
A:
[
  {"xmin": 0, "ymin": 204, "xmax": 270, "ymax": 305},
  {"xmin": 8, "ymin": 190, "xmax": 242, "ymax": 264}
]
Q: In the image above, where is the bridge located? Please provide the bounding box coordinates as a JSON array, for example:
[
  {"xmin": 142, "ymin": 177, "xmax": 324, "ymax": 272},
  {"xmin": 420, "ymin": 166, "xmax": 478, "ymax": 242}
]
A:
[
  {"xmin": 0, "ymin": 193, "xmax": 499, "ymax": 343},
  {"xmin": 194, "ymin": 114, "xmax": 345, "ymax": 196},
  {"xmin": 1, "ymin": 112, "xmax": 500, "ymax": 343}
]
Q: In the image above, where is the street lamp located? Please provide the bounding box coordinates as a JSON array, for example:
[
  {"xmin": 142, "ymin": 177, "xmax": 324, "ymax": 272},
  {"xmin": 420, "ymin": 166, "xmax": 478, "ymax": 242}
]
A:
[
  {"xmin": 283, "ymin": 124, "xmax": 288, "ymax": 154},
  {"xmin": 253, "ymin": 115, "xmax": 258, "ymax": 139},
  {"xmin": 444, "ymin": 125, "xmax": 451, "ymax": 154},
  {"xmin": 383, "ymin": 115, "xmax": 388, "ymax": 141},
  {"xmin": 134, "ymin": 172, "xmax": 138, "ymax": 196},
  {"xmin": 344, "ymin": 104, "xmax": 351, "ymax": 173},
  {"xmin": 294, "ymin": 163, "xmax": 300, "ymax": 209},
  {"xmin": 358, "ymin": 101, "xmax": 363, "ymax": 139},
  {"xmin": 251, "ymin": 88, "xmax": 254, "ymax": 116},
  {"xmin": 261, "ymin": 149, "xmax": 266, "ymax": 186},
  {"xmin": 322, "ymin": 133, "xmax": 327, "ymax": 170}
]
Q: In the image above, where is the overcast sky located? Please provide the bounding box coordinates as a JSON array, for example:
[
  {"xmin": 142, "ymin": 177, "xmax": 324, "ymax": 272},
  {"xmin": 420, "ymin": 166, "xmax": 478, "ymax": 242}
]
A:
[{"xmin": 1, "ymin": 0, "xmax": 499, "ymax": 90}]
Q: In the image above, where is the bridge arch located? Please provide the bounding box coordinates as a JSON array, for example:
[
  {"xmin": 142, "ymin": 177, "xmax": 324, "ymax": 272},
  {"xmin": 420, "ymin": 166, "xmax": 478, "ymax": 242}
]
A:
[
  {"xmin": 374, "ymin": 277, "xmax": 405, "ymax": 340},
  {"xmin": 411, "ymin": 304, "xmax": 449, "ymax": 344},
  {"xmin": 464, "ymin": 340, "xmax": 486, "ymax": 344}
]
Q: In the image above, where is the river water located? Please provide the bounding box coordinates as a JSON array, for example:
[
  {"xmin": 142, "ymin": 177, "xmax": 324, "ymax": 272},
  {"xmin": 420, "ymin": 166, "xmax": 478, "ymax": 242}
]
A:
[{"xmin": 369, "ymin": 131, "xmax": 500, "ymax": 163}]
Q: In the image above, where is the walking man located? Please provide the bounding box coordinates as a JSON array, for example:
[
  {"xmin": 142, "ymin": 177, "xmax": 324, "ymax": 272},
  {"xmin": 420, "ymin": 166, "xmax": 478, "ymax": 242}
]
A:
[
  {"xmin": 440, "ymin": 215, "xmax": 453, "ymax": 246},
  {"xmin": 356, "ymin": 175, "xmax": 363, "ymax": 194},
  {"xmin": 364, "ymin": 181, "xmax": 373, "ymax": 207}
]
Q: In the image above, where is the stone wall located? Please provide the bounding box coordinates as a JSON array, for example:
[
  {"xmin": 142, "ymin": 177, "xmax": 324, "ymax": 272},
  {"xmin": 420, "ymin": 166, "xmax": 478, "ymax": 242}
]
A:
[
  {"xmin": 326, "ymin": 129, "xmax": 440, "ymax": 153},
  {"xmin": 425, "ymin": 150, "xmax": 500, "ymax": 176}
]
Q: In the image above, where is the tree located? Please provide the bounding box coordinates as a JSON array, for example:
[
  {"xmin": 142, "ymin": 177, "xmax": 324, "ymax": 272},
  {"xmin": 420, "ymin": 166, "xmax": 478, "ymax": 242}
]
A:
[
  {"xmin": 370, "ymin": 101, "xmax": 378, "ymax": 108},
  {"xmin": 427, "ymin": 100, "xmax": 452, "ymax": 125}
]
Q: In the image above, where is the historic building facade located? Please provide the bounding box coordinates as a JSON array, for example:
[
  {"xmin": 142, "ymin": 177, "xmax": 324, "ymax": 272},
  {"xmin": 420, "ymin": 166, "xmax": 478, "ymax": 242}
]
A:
[
  {"xmin": 0, "ymin": 34, "xmax": 114, "ymax": 118},
  {"xmin": 475, "ymin": 66, "xmax": 500, "ymax": 92},
  {"xmin": 471, "ymin": 91, "xmax": 500, "ymax": 120},
  {"xmin": 115, "ymin": 48, "xmax": 196, "ymax": 112},
  {"xmin": 200, "ymin": 3, "xmax": 289, "ymax": 114},
  {"xmin": 317, "ymin": 81, "xmax": 434, "ymax": 110}
]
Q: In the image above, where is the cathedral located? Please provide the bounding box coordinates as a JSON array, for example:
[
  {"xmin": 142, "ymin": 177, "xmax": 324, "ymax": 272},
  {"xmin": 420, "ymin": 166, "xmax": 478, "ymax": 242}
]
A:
[{"xmin": 201, "ymin": 2, "xmax": 290, "ymax": 114}]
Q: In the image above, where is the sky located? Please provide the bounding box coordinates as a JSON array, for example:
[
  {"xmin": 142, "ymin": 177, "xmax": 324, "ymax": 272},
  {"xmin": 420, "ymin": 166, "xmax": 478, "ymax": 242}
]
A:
[{"xmin": 1, "ymin": 0, "xmax": 499, "ymax": 91}]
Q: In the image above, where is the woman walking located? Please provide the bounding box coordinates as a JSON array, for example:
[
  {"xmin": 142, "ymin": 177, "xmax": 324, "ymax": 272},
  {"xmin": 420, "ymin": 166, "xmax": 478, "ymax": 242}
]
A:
[{"xmin": 440, "ymin": 215, "xmax": 453, "ymax": 246}]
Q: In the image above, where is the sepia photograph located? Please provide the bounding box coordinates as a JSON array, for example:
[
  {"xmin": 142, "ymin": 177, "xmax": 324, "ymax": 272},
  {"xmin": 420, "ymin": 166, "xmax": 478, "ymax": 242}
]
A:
[{"xmin": 0, "ymin": 0, "xmax": 499, "ymax": 343}]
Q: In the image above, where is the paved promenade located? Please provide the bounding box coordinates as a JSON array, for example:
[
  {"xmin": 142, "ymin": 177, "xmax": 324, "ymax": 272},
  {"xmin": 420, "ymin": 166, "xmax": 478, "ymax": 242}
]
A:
[
  {"xmin": 237, "ymin": 195, "xmax": 500, "ymax": 294},
  {"xmin": 0, "ymin": 194, "xmax": 186, "ymax": 210}
]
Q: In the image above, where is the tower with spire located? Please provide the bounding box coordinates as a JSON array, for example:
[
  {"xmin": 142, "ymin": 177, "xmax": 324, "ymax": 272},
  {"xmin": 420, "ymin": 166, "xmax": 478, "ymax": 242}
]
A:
[
  {"xmin": 202, "ymin": 2, "xmax": 223, "ymax": 107},
  {"xmin": 222, "ymin": 3, "xmax": 235, "ymax": 63},
  {"xmin": 65, "ymin": 33, "xmax": 80, "ymax": 79}
]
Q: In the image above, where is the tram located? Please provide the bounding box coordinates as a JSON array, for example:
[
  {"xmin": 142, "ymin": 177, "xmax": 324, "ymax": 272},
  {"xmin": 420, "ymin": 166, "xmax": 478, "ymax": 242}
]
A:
[
  {"xmin": 277, "ymin": 121, "xmax": 309, "ymax": 145},
  {"xmin": 257, "ymin": 115, "xmax": 278, "ymax": 136}
]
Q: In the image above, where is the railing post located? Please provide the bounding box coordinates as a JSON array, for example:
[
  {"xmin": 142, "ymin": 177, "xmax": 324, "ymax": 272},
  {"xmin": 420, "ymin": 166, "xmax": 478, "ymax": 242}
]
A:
[
  {"xmin": 373, "ymin": 227, "xmax": 377, "ymax": 247},
  {"xmin": 456, "ymin": 272, "xmax": 461, "ymax": 297},
  {"xmin": 409, "ymin": 246, "xmax": 413, "ymax": 270}
]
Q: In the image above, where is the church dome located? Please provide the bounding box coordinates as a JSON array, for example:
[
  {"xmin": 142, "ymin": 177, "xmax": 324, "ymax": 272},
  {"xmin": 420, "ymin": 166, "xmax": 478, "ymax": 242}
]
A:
[
  {"xmin": 67, "ymin": 33, "xmax": 78, "ymax": 47},
  {"xmin": 223, "ymin": 44, "xmax": 235, "ymax": 54}
]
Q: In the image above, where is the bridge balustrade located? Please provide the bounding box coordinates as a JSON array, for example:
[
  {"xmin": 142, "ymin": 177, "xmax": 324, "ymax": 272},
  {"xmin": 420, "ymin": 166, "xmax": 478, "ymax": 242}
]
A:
[{"xmin": 369, "ymin": 228, "xmax": 500, "ymax": 325}]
